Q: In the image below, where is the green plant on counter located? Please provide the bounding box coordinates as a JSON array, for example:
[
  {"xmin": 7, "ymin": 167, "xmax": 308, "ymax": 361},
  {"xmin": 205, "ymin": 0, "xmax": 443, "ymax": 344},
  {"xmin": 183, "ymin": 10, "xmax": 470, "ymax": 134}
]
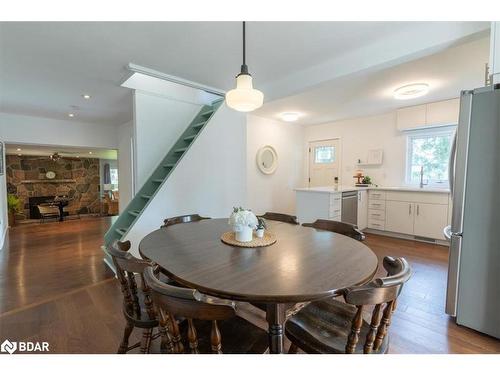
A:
[
  {"xmin": 7, "ymin": 194, "xmax": 22, "ymax": 213},
  {"xmin": 362, "ymin": 176, "xmax": 372, "ymax": 185},
  {"xmin": 257, "ymin": 217, "xmax": 267, "ymax": 230}
]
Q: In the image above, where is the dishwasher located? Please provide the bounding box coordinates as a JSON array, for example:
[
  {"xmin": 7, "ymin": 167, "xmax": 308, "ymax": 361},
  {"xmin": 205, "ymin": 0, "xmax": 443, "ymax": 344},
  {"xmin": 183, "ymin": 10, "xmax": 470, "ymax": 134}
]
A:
[{"xmin": 341, "ymin": 191, "xmax": 358, "ymax": 225}]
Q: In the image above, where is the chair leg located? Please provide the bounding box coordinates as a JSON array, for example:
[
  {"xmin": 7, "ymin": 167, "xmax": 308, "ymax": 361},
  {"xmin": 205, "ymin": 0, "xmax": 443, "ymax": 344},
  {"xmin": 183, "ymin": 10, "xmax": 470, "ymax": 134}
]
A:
[
  {"xmin": 140, "ymin": 328, "xmax": 153, "ymax": 354},
  {"xmin": 118, "ymin": 321, "xmax": 134, "ymax": 354},
  {"xmin": 288, "ymin": 343, "xmax": 299, "ymax": 354}
]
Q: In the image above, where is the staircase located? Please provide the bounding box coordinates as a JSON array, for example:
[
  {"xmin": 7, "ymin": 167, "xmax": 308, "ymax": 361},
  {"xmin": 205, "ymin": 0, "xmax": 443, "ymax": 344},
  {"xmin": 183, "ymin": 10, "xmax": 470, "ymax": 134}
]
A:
[{"xmin": 103, "ymin": 99, "xmax": 223, "ymax": 262}]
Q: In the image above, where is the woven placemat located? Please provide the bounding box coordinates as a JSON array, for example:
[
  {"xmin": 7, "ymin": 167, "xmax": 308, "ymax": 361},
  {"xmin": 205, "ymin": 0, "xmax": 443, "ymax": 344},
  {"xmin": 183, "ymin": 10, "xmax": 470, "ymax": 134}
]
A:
[{"xmin": 220, "ymin": 231, "xmax": 277, "ymax": 248}]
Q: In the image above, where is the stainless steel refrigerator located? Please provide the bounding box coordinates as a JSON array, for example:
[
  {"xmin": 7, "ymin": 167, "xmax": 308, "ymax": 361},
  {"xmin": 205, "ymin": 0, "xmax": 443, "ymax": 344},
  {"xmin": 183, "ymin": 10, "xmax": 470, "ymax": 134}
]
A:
[{"xmin": 444, "ymin": 84, "xmax": 500, "ymax": 339}]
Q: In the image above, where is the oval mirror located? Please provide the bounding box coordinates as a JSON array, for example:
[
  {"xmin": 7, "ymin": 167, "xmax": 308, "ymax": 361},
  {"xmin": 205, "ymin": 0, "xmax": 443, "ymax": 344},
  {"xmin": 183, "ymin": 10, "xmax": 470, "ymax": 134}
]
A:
[{"xmin": 256, "ymin": 145, "xmax": 278, "ymax": 175}]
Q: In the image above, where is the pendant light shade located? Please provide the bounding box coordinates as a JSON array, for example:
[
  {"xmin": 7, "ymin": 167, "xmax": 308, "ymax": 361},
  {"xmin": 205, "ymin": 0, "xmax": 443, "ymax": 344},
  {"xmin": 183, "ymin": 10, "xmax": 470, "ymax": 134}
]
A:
[{"xmin": 226, "ymin": 22, "xmax": 264, "ymax": 112}]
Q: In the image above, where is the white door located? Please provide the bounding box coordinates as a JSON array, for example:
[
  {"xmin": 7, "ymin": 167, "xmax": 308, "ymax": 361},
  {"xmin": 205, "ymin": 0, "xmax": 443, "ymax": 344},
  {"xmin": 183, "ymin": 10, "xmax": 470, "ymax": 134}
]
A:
[
  {"xmin": 308, "ymin": 139, "xmax": 340, "ymax": 187},
  {"xmin": 357, "ymin": 190, "xmax": 368, "ymax": 230},
  {"xmin": 414, "ymin": 203, "xmax": 448, "ymax": 239},
  {"xmin": 385, "ymin": 201, "xmax": 414, "ymax": 235}
]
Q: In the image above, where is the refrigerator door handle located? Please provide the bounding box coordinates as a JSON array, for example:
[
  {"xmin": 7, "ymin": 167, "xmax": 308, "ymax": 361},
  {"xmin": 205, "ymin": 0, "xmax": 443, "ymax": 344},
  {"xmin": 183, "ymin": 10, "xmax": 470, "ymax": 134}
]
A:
[{"xmin": 449, "ymin": 132, "xmax": 457, "ymax": 196}]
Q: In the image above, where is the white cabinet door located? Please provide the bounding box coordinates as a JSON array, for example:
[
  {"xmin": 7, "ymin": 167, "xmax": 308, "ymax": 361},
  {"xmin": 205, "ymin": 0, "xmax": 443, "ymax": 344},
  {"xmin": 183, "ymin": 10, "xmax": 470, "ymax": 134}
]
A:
[
  {"xmin": 426, "ymin": 98, "xmax": 459, "ymax": 126},
  {"xmin": 385, "ymin": 201, "xmax": 414, "ymax": 235},
  {"xmin": 414, "ymin": 203, "xmax": 448, "ymax": 239},
  {"xmin": 396, "ymin": 104, "xmax": 426, "ymax": 131},
  {"xmin": 357, "ymin": 190, "xmax": 368, "ymax": 230}
]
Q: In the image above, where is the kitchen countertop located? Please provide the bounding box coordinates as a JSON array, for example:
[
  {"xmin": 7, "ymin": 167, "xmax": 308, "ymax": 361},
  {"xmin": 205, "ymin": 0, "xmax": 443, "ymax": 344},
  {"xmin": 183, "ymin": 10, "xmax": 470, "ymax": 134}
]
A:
[{"xmin": 294, "ymin": 185, "xmax": 450, "ymax": 194}]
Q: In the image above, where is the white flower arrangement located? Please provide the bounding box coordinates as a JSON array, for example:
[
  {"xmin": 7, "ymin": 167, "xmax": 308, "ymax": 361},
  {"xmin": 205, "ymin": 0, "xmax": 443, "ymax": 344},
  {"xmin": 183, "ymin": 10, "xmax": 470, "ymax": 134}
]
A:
[{"xmin": 228, "ymin": 207, "xmax": 258, "ymax": 231}]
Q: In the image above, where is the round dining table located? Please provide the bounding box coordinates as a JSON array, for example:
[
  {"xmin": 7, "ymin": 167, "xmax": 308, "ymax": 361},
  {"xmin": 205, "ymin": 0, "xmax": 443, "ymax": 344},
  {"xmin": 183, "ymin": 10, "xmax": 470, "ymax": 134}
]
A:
[{"xmin": 139, "ymin": 218, "xmax": 378, "ymax": 353}]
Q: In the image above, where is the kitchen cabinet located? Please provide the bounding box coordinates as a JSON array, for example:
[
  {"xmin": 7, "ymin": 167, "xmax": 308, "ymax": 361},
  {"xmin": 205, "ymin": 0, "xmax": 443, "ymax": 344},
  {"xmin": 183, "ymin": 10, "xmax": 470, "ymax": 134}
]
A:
[
  {"xmin": 357, "ymin": 190, "xmax": 367, "ymax": 230},
  {"xmin": 413, "ymin": 203, "xmax": 448, "ymax": 239},
  {"xmin": 426, "ymin": 98, "xmax": 459, "ymax": 126},
  {"xmin": 396, "ymin": 98, "xmax": 459, "ymax": 131},
  {"xmin": 396, "ymin": 104, "xmax": 427, "ymax": 131},
  {"xmin": 385, "ymin": 201, "xmax": 414, "ymax": 235}
]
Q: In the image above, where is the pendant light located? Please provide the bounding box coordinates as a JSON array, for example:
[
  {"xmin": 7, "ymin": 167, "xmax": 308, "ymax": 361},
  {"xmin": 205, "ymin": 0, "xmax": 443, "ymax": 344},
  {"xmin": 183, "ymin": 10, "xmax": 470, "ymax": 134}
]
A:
[{"xmin": 226, "ymin": 22, "xmax": 264, "ymax": 112}]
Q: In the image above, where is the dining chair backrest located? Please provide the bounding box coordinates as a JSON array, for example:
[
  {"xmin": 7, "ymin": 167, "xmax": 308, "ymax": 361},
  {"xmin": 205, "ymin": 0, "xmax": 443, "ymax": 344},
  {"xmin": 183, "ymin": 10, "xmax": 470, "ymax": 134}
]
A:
[
  {"xmin": 37, "ymin": 204, "xmax": 58, "ymax": 215},
  {"xmin": 107, "ymin": 240, "xmax": 155, "ymax": 321},
  {"xmin": 161, "ymin": 214, "xmax": 211, "ymax": 228},
  {"xmin": 143, "ymin": 266, "xmax": 237, "ymax": 353},
  {"xmin": 259, "ymin": 212, "xmax": 299, "ymax": 225},
  {"xmin": 302, "ymin": 219, "xmax": 365, "ymax": 241},
  {"xmin": 341, "ymin": 256, "xmax": 411, "ymax": 353}
]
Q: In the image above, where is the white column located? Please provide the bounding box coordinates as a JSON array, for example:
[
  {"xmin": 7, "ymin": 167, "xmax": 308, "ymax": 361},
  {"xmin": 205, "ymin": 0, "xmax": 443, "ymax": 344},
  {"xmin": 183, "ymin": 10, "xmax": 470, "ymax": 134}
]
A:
[{"xmin": 490, "ymin": 22, "xmax": 500, "ymax": 84}]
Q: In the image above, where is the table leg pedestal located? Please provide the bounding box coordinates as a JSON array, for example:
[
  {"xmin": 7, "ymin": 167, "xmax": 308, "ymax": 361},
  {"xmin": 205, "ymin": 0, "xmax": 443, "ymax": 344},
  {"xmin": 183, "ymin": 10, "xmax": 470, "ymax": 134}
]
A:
[{"xmin": 266, "ymin": 303, "xmax": 286, "ymax": 354}]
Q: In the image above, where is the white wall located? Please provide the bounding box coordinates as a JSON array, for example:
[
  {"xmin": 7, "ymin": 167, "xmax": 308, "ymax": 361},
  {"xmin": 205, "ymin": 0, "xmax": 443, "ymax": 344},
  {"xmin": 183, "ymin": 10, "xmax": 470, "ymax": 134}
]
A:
[
  {"xmin": 0, "ymin": 112, "xmax": 118, "ymax": 149},
  {"xmin": 133, "ymin": 91, "xmax": 202, "ymax": 187},
  {"xmin": 126, "ymin": 104, "xmax": 247, "ymax": 256},
  {"xmin": 246, "ymin": 115, "xmax": 304, "ymax": 215},
  {"xmin": 491, "ymin": 22, "xmax": 500, "ymax": 84},
  {"xmin": 303, "ymin": 112, "xmax": 406, "ymax": 187},
  {"xmin": 117, "ymin": 121, "xmax": 134, "ymax": 211}
]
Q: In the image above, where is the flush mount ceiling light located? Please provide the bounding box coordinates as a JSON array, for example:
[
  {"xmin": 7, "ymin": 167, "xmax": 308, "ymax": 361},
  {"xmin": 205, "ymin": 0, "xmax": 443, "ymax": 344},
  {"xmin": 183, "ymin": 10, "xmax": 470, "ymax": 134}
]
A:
[
  {"xmin": 226, "ymin": 22, "xmax": 264, "ymax": 112},
  {"xmin": 82, "ymin": 94, "xmax": 91, "ymax": 99},
  {"xmin": 280, "ymin": 112, "xmax": 300, "ymax": 122},
  {"xmin": 393, "ymin": 83, "xmax": 429, "ymax": 100},
  {"xmin": 16, "ymin": 148, "xmax": 21, "ymax": 151},
  {"xmin": 68, "ymin": 113, "xmax": 75, "ymax": 118}
]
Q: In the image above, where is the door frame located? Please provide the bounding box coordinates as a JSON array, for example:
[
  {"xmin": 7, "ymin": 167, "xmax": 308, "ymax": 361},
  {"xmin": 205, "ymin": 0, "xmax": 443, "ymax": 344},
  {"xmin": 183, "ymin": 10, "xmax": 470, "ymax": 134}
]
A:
[{"xmin": 307, "ymin": 137, "xmax": 342, "ymax": 187}]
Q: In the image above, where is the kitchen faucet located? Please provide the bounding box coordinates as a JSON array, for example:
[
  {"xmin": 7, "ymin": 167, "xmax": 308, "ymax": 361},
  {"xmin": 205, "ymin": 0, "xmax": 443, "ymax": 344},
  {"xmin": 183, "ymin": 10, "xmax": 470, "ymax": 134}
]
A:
[{"xmin": 420, "ymin": 166, "xmax": 428, "ymax": 188}]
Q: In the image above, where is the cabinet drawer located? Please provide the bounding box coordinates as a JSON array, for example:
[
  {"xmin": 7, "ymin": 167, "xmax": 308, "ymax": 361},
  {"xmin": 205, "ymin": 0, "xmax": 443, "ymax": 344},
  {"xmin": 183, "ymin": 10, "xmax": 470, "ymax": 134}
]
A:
[
  {"xmin": 329, "ymin": 215, "xmax": 341, "ymax": 222},
  {"xmin": 368, "ymin": 219, "xmax": 385, "ymax": 231},
  {"xmin": 368, "ymin": 209, "xmax": 385, "ymax": 221},
  {"xmin": 385, "ymin": 191, "xmax": 449, "ymax": 204},
  {"xmin": 329, "ymin": 194, "xmax": 342, "ymax": 208},
  {"xmin": 368, "ymin": 191, "xmax": 386, "ymax": 200},
  {"xmin": 368, "ymin": 200, "xmax": 386, "ymax": 210},
  {"xmin": 329, "ymin": 207, "xmax": 341, "ymax": 218}
]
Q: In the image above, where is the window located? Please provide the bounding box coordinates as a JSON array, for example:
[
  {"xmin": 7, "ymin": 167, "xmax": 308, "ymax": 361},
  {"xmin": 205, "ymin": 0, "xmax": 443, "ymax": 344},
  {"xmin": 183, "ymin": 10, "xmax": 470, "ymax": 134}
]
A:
[
  {"xmin": 110, "ymin": 168, "xmax": 119, "ymax": 187},
  {"xmin": 314, "ymin": 146, "xmax": 335, "ymax": 164},
  {"xmin": 406, "ymin": 126, "xmax": 455, "ymax": 187}
]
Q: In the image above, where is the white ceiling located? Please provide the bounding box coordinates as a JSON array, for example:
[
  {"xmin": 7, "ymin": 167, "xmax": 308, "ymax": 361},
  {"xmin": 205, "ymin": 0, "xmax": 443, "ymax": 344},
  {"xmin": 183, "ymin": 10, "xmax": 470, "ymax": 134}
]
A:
[
  {"xmin": 255, "ymin": 36, "xmax": 491, "ymax": 125},
  {"xmin": 0, "ymin": 21, "xmax": 490, "ymax": 126},
  {"xmin": 5, "ymin": 143, "xmax": 117, "ymax": 160}
]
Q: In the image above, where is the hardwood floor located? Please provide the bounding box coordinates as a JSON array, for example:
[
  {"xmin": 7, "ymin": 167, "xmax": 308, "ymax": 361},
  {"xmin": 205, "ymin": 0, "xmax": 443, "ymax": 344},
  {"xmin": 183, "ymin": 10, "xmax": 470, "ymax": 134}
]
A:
[{"xmin": 0, "ymin": 218, "xmax": 498, "ymax": 353}]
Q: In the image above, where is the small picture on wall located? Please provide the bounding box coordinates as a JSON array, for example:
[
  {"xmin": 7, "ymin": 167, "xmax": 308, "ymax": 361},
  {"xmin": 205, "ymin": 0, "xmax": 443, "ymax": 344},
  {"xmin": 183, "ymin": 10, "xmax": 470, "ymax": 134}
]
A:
[{"xmin": 0, "ymin": 141, "xmax": 4, "ymax": 175}]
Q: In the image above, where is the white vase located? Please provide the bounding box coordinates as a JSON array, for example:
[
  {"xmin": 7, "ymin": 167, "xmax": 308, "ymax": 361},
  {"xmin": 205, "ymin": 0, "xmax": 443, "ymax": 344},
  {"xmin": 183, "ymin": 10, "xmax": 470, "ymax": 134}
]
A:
[
  {"xmin": 256, "ymin": 228, "xmax": 265, "ymax": 238},
  {"xmin": 235, "ymin": 226, "xmax": 253, "ymax": 242}
]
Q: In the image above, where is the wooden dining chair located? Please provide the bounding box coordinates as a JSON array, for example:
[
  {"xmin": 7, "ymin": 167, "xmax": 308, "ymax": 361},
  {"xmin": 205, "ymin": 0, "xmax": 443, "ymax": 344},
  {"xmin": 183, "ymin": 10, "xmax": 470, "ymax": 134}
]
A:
[
  {"xmin": 258, "ymin": 212, "xmax": 299, "ymax": 225},
  {"xmin": 107, "ymin": 240, "xmax": 159, "ymax": 354},
  {"xmin": 302, "ymin": 219, "xmax": 365, "ymax": 241},
  {"xmin": 285, "ymin": 256, "xmax": 411, "ymax": 354},
  {"xmin": 143, "ymin": 266, "xmax": 269, "ymax": 354},
  {"xmin": 37, "ymin": 204, "xmax": 59, "ymax": 223},
  {"xmin": 161, "ymin": 214, "xmax": 211, "ymax": 228}
]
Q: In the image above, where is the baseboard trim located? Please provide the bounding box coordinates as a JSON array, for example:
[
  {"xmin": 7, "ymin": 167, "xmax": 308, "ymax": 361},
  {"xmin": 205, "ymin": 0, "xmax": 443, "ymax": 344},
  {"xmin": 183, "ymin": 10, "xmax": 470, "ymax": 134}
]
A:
[{"xmin": 364, "ymin": 228, "xmax": 448, "ymax": 247}]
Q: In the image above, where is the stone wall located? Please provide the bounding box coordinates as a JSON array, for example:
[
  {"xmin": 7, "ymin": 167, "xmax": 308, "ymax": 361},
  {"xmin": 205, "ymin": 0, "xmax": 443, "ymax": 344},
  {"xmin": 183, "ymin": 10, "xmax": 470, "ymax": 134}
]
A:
[{"xmin": 6, "ymin": 155, "xmax": 101, "ymax": 219}]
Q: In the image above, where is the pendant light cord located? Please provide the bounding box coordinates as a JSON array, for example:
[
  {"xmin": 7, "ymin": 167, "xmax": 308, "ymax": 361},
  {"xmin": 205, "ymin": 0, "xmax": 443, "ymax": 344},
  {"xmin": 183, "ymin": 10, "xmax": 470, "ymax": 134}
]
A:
[
  {"xmin": 242, "ymin": 21, "xmax": 246, "ymax": 66},
  {"xmin": 239, "ymin": 21, "xmax": 249, "ymax": 75}
]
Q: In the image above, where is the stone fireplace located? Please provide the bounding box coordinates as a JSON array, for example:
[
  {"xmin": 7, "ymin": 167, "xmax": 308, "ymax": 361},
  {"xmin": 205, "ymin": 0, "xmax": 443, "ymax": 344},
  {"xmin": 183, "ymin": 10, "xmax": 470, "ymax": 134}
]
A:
[{"xmin": 5, "ymin": 155, "xmax": 101, "ymax": 220}]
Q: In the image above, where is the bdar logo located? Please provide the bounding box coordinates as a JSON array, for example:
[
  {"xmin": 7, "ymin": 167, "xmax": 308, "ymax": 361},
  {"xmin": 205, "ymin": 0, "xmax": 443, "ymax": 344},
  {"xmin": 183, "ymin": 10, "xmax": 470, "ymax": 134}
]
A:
[{"xmin": 1, "ymin": 339, "xmax": 17, "ymax": 354}]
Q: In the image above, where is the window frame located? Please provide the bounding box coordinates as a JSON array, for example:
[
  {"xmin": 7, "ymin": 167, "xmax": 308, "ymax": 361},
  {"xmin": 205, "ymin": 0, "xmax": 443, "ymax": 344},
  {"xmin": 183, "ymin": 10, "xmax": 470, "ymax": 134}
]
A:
[{"xmin": 405, "ymin": 125, "xmax": 456, "ymax": 188}]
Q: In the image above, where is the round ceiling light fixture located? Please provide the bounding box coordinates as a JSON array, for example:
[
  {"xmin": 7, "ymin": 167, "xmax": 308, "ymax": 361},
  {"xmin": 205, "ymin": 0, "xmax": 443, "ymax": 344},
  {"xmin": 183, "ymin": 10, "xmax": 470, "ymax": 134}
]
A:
[
  {"xmin": 393, "ymin": 83, "xmax": 429, "ymax": 100},
  {"xmin": 82, "ymin": 94, "xmax": 91, "ymax": 99},
  {"xmin": 68, "ymin": 113, "xmax": 75, "ymax": 118},
  {"xmin": 226, "ymin": 22, "xmax": 264, "ymax": 112},
  {"xmin": 280, "ymin": 112, "xmax": 300, "ymax": 122}
]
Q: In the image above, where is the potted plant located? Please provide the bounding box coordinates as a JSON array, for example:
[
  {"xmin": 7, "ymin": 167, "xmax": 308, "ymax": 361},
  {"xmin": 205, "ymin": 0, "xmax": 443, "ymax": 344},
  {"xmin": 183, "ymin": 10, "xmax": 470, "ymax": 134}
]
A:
[
  {"xmin": 7, "ymin": 194, "xmax": 22, "ymax": 227},
  {"xmin": 228, "ymin": 207, "xmax": 257, "ymax": 242},
  {"xmin": 362, "ymin": 176, "xmax": 372, "ymax": 185},
  {"xmin": 256, "ymin": 217, "xmax": 267, "ymax": 238}
]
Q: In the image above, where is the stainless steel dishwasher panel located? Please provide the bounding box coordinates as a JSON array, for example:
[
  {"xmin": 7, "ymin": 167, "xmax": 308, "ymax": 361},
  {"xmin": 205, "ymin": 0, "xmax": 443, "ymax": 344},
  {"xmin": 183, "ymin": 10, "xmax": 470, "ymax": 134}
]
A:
[{"xmin": 341, "ymin": 191, "xmax": 358, "ymax": 225}]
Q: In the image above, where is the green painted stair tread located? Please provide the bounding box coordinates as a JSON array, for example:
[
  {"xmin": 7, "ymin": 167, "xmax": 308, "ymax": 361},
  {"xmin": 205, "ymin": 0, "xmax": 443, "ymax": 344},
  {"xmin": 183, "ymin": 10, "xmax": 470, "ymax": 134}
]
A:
[
  {"xmin": 201, "ymin": 109, "xmax": 214, "ymax": 116},
  {"xmin": 141, "ymin": 194, "xmax": 152, "ymax": 199},
  {"xmin": 115, "ymin": 228, "xmax": 127, "ymax": 235},
  {"xmin": 128, "ymin": 210, "xmax": 141, "ymax": 217},
  {"xmin": 174, "ymin": 147, "xmax": 188, "ymax": 153},
  {"xmin": 192, "ymin": 121, "xmax": 206, "ymax": 128},
  {"xmin": 152, "ymin": 179, "xmax": 164, "ymax": 183},
  {"xmin": 163, "ymin": 163, "xmax": 175, "ymax": 168},
  {"xmin": 183, "ymin": 134, "xmax": 197, "ymax": 142}
]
